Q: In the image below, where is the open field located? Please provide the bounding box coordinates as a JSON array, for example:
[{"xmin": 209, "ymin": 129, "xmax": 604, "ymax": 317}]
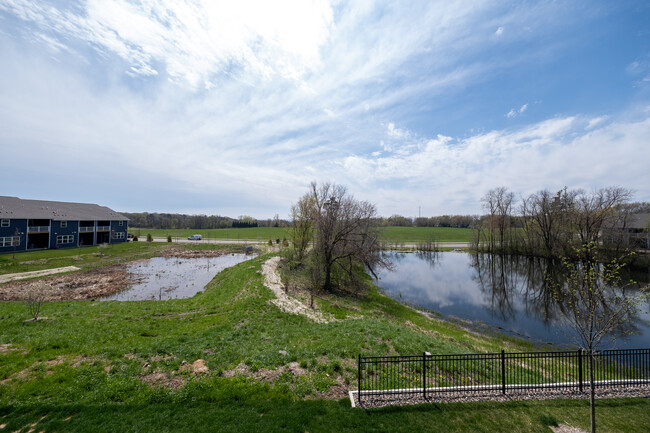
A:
[
  {"xmin": 131, "ymin": 226, "xmax": 474, "ymax": 244},
  {"xmin": 1, "ymin": 246, "xmax": 647, "ymax": 431}
]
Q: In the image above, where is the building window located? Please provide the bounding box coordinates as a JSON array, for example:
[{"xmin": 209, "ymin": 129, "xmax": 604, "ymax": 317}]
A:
[
  {"xmin": 112, "ymin": 231, "xmax": 125, "ymax": 240},
  {"xmin": 61, "ymin": 221, "xmax": 67, "ymax": 228},
  {"xmin": 1, "ymin": 219, "xmax": 9, "ymax": 228},
  {"xmin": 119, "ymin": 221, "xmax": 124, "ymax": 226},
  {"xmin": 56, "ymin": 235, "xmax": 74, "ymax": 244},
  {"xmin": 0, "ymin": 236, "xmax": 19, "ymax": 247}
]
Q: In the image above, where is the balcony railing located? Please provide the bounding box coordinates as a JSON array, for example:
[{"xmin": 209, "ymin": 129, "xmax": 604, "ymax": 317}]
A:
[
  {"xmin": 96, "ymin": 226, "xmax": 111, "ymax": 231},
  {"xmin": 79, "ymin": 226, "xmax": 95, "ymax": 232},
  {"xmin": 28, "ymin": 226, "xmax": 50, "ymax": 233}
]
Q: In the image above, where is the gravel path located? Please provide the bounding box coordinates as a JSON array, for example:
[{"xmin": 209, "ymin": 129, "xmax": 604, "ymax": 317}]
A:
[
  {"xmin": 350, "ymin": 384, "xmax": 650, "ymax": 409},
  {"xmin": 0, "ymin": 266, "xmax": 80, "ymax": 283},
  {"xmin": 262, "ymin": 257, "xmax": 334, "ymax": 323}
]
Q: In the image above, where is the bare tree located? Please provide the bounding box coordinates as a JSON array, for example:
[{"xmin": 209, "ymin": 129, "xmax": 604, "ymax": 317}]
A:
[
  {"xmin": 571, "ymin": 188, "xmax": 631, "ymax": 257},
  {"xmin": 550, "ymin": 244, "xmax": 648, "ymax": 433},
  {"xmin": 24, "ymin": 281, "xmax": 50, "ymax": 321},
  {"xmin": 293, "ymin": 182, "xmax": 390, "ymax": 292},
  {"xmin": 481, "ymin": 187, "xmax": 515, "ymax": 252}
]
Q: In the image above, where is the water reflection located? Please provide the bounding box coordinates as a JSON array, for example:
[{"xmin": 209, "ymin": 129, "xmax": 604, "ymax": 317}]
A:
[
  {"xmin": 101, "ymin": 254, "xmax": 252, "ymax": 301},
  {"xmin": 375, "ymin": 252, "xmax": 650, "ymax": 348}
]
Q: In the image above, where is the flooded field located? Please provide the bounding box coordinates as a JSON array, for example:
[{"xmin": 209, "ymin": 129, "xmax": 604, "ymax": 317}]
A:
[{"xmin": 101, "ymin": 254, "xmax": 252, "ymax": 301}]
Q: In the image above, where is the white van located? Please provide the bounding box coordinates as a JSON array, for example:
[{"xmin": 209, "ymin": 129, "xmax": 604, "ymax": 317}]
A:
[{"xmin": 187, "ymin": 234, "xmax": 202, "ymax": 240}]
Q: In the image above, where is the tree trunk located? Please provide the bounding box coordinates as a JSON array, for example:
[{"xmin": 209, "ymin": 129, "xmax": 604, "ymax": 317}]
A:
[{"xmin": 590, "ymin": 351, "xmax": 596, "ymax": 433}]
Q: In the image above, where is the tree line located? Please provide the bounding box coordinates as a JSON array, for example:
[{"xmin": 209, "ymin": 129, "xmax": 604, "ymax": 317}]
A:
[
  {"xmin": 123, "ymin": 211, "xmax": 481, "ymax": 230},
  {"xmin": 121, "ymin": 212, "xmax": 292, "ymax": 229},
  {"xmin": 475, "ymin": 186, "xmax": 650, "ymax": 259}
]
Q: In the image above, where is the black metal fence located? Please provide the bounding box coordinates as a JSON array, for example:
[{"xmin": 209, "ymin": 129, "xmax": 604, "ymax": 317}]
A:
[{"xmin": 357, "ymin": 348, "xmax": 650, "ymax": 405}]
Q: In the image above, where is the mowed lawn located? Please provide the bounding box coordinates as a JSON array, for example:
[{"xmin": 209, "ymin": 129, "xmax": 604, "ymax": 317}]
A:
[{"xmin": 131, "ymin": 226, "xmax": 474, "ymax": 243}]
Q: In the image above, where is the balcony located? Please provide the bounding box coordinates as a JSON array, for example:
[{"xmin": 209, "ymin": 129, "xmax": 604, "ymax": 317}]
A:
[
  {"xmin": 79, "ymin": 226, "xmax": 95, "ymax": 232},
  {"xmin": 28, "ymin": 226, "xmax": 50, "ymax": 233},
  {"xmin": 96, "ymin": 226, "xmax": 111, "ymax": 231}
]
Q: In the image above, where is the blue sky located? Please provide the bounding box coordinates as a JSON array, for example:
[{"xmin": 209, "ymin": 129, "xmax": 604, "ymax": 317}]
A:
[{"xmin": 1, "ymin": 0, "xmax": 649, "ymax": 218}]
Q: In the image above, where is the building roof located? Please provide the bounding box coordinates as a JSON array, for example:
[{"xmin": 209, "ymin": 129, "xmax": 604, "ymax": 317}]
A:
[
  {"xmin": 625, "ymin": 213, "xmax": 650, "ymax": 230},
  {"xmin": 0, "ymin": 196, "xmax": 129, "ymax": 221}
]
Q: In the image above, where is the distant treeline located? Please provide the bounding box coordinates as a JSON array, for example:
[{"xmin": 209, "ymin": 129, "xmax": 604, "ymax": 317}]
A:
[
  {"xmin": 122, "ymin": 212, "xmax": 289, "ymax": 229},
  {"xmin": 122, "ymin": 211, "xmax": 482, "ymax": 230},
  {"xmin": 474, "ymin": 186, "xmax": 650, "ymax": 259}
]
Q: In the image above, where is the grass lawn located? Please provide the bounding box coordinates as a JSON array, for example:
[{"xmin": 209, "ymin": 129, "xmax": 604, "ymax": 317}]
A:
[
  {"xmin": 1, "ymin": 246, "xmax": 646, "ymax": 432},
  {"xmin": 131, "ymin": 226, "xmax": 475, "ymax": 244},
  {"xmin": 130, "ymin": 227, "xmax": 291, "ymax": 242},
  {"xmin": 378, "ymin": 226, "xmax": 473, "ymax": 243}
]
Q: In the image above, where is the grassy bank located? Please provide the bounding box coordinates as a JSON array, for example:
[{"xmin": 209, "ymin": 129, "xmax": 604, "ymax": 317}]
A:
[
  {"xmin": 1, "ymin": 249, "xmax": 646, "ymax": 431},
  {"xmin": 131, "ymin": 226, "xmax": 474, "ymax": 244}
]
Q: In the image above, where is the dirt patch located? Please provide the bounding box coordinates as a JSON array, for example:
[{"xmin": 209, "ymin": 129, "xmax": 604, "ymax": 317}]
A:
[
  {"xmin": 140, "ymin": 372, "xmax": 186, "ymax": 390},
  {"xmin": 222, "ymin": 362, "xmax": 307, "ymax": 382},
  {"xmin": 550, "ymin": 426, "xmax": 588, "ymax": 433},
  {"xmin": 0, "ymin": 265, "xmax": 134, "ymax": 301},
  {"xmin": 179, "ymin": 359, "xmax": 209, "ymax": 375}
]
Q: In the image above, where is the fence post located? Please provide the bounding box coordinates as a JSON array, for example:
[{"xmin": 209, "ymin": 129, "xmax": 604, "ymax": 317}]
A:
[
  {"xmin": 578, "ymin": 349, "xmax": 583, "ymax": 392},
  {"xmin": 358, "ymin": 354, "xmax": 362, "ymax": 406},
  {"xmin": 422, "ymin": 352, "xmax": 427, "ymax": 399},
  {"xmin": 501, "ymin": 350, "xmax": 506, "ymax": 395}
]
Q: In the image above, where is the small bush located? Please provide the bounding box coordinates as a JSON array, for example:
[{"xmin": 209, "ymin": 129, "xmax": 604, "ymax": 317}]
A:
[
  {"xmin": 276, "ymin": 238, "xmax": 281, "ymax": 244},
  {"xmin": 268, "ymin": 239, "xmax": 273, "ymax": 246},
  {"xmin": 167, "ymin": 235, "xmax": 172, "ymax": 242},
  {"xmin": 147, "ymin": 233, "xmax": 153, "ymax": 242},
  {"xmin": 24, "ymin": 281, "xmax": 49, "ymax": 321},
  {"xmin": 133, "ymin": 235, "xmax": 139, "ymax": 241}
]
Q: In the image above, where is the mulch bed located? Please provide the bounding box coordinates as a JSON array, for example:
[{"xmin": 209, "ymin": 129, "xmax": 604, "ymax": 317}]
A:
[{"xmin": 351, "ymin": 384, "xmax": 650, "ymax": 408}]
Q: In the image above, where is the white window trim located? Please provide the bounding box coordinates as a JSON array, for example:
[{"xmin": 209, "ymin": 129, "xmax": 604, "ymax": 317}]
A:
[
  {"xmin": 61, "ymin": 221, "xmax": 67, "ymax": 228},
  {"xmin": 56, "ymin": 235, "xmax": 74, "ymax": 244},
  {"xmin": 1, "ymin": 219, "xmax": 9, "ymax": 228}
]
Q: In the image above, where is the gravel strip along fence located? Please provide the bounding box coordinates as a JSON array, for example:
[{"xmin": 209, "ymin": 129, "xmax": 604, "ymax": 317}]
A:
[{"xmin": 349, "ymin": 384, "xmax": 650, "ymax": 409}]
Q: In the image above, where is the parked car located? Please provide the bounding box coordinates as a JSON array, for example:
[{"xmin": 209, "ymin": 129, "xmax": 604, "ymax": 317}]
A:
[
  {"xmin": 187, "ymin": 234, "xmax": 202, "ymax": 240},
  {"xmin": 127, "ymin": 233, "xmax": 134, "ymax": 240}
]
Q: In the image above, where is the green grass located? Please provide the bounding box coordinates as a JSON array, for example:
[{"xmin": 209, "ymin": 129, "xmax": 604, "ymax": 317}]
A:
[
  {"xmin": 131, "ymin": 226, "xmax": 474, "ymax": 244},
  {"xmin": 130, "ymin": 227, "xmax": 291, "ymax": 242},
  {"xmin": 1, "ymin": 398, "xmax": 648, "ymax": 432},
  {"xmin": 378, "ymin": 226, "xmax": 473, "ymax": 243},
  {"xmin": 1, "ymin": 247, "xmax": 645, "ymax": 431}
]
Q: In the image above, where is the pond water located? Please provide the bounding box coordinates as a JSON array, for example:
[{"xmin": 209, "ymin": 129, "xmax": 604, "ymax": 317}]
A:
[
  {"xmin": 375, "ymin": 252, "xmax": 650, "ymax": 349},
  {"xmin": 101, "ymin": 254, "xmax": 253, "ymax": 301}
]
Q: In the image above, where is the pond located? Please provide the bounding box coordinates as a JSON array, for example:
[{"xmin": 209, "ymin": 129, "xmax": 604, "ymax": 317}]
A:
[
  {"xmin": 101, "ymin": 254, "xmax": 253, "ymax": 301},
  {"xmin": 375, "ymin": 251, "xmax": 650, "ymax": 349}
]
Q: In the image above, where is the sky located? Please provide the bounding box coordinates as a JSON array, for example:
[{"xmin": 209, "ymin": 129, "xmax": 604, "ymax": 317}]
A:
[{"xmin": 1, "ymin": 0, "xmax": 649, "ymax": 219}]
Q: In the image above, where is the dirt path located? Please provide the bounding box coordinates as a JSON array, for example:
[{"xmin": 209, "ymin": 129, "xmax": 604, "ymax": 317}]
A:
[
  {"xmin": 261, "ymin": 257, "xmax": 333, "ymax": 324},
  {"xmin": 0, "ymin": 266, "xmax": 81, "ymax": 284}
]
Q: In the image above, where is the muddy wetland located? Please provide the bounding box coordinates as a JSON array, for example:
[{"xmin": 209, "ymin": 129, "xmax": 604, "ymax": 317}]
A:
[{"xmin": 0, "ymin": 250, "xmax": 253, "ymax": 302}]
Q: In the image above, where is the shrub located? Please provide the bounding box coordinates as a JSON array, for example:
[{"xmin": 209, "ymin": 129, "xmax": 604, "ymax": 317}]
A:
[
  {"xmin": 167, "ymin": 235, "xmax": 172, "ymax": 242},
  {"xmin": 147, "ymin": 233, "xmax": 153, "ymax": 242},
  {"xmin": 24, "ymin": 281, "xmax": 49, "ymax": 321}
]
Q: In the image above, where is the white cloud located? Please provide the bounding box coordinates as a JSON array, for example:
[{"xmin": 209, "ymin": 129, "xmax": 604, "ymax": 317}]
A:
[
  {"xmin": 342, "ymin": 114, "xmax": 649, "ymax": 214},
  {"xmin": 1, "ymin": 0, "xmax": 334, "ymax": 87},
  {"xmin": 495, "ymin": 26, "xmax": 504, "ymax": 36}
]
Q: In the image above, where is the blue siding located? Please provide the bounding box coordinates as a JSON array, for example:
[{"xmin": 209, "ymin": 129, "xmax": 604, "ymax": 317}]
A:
[
  {"xmin": 50, "ymin": 220, "xmax": 79, "ymax": 249},
  {"xmin": 0, "ymin": 219, "xmax": 28, "ymax": 253},
  {"xmin": 110, "ymin": 220, "xmax": 129, "ymax": 243}
]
